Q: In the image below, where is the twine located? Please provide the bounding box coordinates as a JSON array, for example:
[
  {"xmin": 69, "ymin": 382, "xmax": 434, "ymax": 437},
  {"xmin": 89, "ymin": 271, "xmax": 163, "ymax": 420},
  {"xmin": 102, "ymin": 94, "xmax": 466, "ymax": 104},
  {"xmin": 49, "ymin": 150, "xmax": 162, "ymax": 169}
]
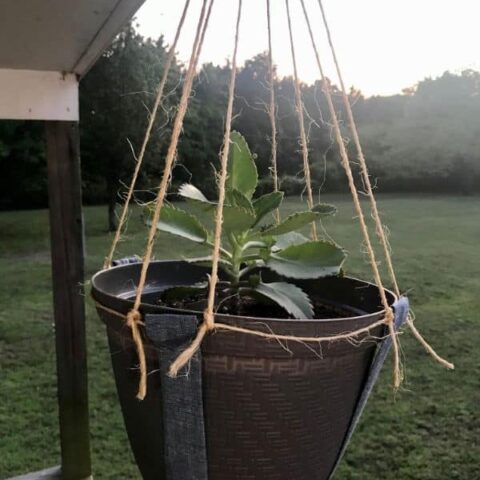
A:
[
  {"xmin": 299, "ymin": 0, "xmax": 401, "ymax": 387},
  {"xmin": 104, "ymin": 0, "xmax": 192, "ymax": 270},
  {"xmin": 121, "ymin": 0, "xmax": 214, "ymax": 400},
  {"xmin": 168, "ymin": 323, "xmax": 209, "ymax": 378},
  {"xmin": 189, "ymin": 318, "xmax": 388, "ymax": 344},
  {"xmin": 315, "ymin": 0, "xmax": 453, "ymax": 371},
  {"xmin": 203, "ymin": 0, "xmax": 242, "ymax": 331},
  {"xmin": 127, "ymin": 310, "xmax": 147, "ymax": 397},
  {"xmin": 285, "ymin": 0, "xmax": 317, "ymax": 241},
  {"xmin": 94, "ymin": 300, "xmax": 392, "ymax": 380},
  {"xmin": 266, "ymin": 0, "xmax": 280, "ymax": 224},
  {"xmin": 169, "ymin": 0, "xmax": 397, "ymax": 379},
  {"xmin": 169, "ymin": 0, "xmax": 244, "ymax": 376}
]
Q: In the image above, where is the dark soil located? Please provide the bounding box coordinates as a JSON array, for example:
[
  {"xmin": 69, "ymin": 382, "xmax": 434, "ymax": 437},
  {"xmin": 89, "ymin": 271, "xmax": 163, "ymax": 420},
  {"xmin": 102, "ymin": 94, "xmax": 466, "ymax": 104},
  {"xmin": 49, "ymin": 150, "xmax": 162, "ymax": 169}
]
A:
[{"xmin": 160, "ymin": 290, "xmax": 355, "ymax": 319}]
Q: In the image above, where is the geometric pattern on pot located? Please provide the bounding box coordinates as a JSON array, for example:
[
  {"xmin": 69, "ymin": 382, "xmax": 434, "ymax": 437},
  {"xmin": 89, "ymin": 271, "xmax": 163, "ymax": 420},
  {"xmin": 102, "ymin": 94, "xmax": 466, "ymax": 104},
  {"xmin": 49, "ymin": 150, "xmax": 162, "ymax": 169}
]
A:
[
  {"xmin": 92, "ymin": 260, "xmax": 408, "ymax": 480},
  {"xmin": 143, "ymin": 298, "xmax": 409, "ymax": 480}
]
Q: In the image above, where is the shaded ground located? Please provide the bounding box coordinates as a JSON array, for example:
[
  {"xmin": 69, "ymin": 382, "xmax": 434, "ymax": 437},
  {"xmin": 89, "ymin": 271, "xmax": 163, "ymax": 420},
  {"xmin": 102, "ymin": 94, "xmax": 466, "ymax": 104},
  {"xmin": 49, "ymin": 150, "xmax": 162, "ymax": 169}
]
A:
[{"xmin": 1, "ymin": 195, "xmax": 479, "ymax": 479}]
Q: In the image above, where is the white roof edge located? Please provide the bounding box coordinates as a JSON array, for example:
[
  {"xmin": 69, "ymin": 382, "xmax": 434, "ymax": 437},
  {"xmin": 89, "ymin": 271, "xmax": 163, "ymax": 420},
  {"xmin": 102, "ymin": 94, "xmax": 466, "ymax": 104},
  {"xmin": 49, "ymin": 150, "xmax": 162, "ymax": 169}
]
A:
[
  {"xmin": 73, "ymin": 0, "xmax": 146, "ymax": 77},
  {"xmin": 0, "ymin": 69, "xmax": 79, "ymax": 121}
]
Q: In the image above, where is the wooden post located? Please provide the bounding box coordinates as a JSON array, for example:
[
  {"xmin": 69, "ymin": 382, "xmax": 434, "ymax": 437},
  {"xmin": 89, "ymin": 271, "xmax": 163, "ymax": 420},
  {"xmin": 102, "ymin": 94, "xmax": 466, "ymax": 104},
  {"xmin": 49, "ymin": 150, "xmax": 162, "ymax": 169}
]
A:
[{"xmin": 46, "ymin": 121, "xmax": 92, "ymax": 480}]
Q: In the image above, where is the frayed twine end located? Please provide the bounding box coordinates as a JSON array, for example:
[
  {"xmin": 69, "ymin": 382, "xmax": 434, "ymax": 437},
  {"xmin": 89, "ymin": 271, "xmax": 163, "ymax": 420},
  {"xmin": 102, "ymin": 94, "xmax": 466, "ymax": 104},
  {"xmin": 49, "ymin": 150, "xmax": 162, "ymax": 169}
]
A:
[{"xmin": 168, "ymin": 322, "xmax": 209, "ymax": 378}]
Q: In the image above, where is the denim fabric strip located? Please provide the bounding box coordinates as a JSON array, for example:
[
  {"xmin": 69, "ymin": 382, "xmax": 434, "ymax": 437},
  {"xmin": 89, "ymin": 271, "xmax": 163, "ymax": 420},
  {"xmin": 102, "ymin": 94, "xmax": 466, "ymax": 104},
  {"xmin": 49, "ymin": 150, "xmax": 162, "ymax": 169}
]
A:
[
  {"xmin": 145, "ymin": 314, "xmax": 208, "ymax": 480},
  {"xmin": 328, "ymin": 296, "xmax": 410, "ymax": 479},
  {"xmin": 112, "ymin": 256, "xmax": 141, "ymax": 266}
]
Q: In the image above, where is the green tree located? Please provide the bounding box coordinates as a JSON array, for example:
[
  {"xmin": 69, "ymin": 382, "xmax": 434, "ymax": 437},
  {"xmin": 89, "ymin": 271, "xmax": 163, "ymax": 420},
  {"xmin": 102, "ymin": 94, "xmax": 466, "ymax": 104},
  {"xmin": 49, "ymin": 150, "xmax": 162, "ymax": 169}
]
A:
[
  {"xmin": 0, "ymin": 121, "xmax": 46, "ymax": 210},
  {"xmin": 358, "ymin": 70, "xmax": 480, "ymax": 193},
  {"xmin": 176, "ymin": 63, "xmax": 230, "ymax": 198},
  {"xmin": 80, "ymin": 24, "xmax": 181, "ymax": 230}
]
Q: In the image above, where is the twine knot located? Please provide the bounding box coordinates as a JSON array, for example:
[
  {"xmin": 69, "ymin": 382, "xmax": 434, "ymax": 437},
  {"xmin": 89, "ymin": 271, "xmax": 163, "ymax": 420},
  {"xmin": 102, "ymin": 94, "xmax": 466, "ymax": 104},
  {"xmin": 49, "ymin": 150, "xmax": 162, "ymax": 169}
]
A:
[
  {"xmin": 203, "ymin": 310, "xmax": 215, "ymax": 330},
  {"xmin": 384, "ymin": 307, "xmax": 395, "ymax": 326},
  {"xmin": 382, "ymin": 306, "xmax": 403, "ymax": 389},
  {"xmin": 127, "ymin": 309, "xmax": 142, "ymax": 328}
]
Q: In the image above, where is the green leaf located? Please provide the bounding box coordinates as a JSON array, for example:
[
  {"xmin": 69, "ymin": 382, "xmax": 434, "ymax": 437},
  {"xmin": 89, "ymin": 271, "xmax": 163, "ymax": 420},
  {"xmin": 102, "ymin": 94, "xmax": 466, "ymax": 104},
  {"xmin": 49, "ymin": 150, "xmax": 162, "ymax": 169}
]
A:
[
  {"xmin": 312, "ymin": 203, "xmax": 337, "ymax": 217},
  {"xmin": 185, "ymin": 256, "xmax": 233, "ymax": 274},
  {"xmin": 153, "ymin": 205, "xmax": 209, "ymax": 243},
  {"xmin": 263, "ymin": 211, "xmax": 319, "ymax": 236},
  {"xmin": 228, "ymin": 189, "xmax": 254, "ymax": 213},
  {"xmin": 266, "ymin": 240, "xmax": 346, "ymax": 279},
  {"xmin": 184, "ymin": 255, "xmax": 224, "ymax": 265},
  {"xmin": 184, "ymin": 255, "xmax": 215, "ymax": 266},
  {"xmin": 252, "ymin": 281, "xmax": 314, "ymax": 319},
  {"xmin": 274, "ymin": 232, "xmax": 309, "ymax": 250},
  {"xmin": 242, "ymin": 240, "xmax": 271, "ymax": 250},
  {"xmin": 222, "ymin": 205, "xmax": 256, "ymax": 233},
  {"xmin": 226, "ymin": 131, "xmax": 258, "ymax": 199},
  {"xmin": 247, "ymin": 273, "xmax": 261, "ymax": 288},
  {"xmin": 253, "ymin": 191, "xmax": 284, "ymax": 225},
  {"xmin": 178, "ymin": 183, "xmax": 215, "ymax": 210}
]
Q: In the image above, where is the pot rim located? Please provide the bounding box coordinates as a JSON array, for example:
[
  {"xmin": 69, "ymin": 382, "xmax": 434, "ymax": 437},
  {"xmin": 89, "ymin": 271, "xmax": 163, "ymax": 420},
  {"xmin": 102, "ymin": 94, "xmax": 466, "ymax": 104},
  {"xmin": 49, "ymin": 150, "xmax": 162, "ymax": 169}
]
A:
[{"xmin": 91, "ymin": 259, "xmax": 397, "ymax": 325}]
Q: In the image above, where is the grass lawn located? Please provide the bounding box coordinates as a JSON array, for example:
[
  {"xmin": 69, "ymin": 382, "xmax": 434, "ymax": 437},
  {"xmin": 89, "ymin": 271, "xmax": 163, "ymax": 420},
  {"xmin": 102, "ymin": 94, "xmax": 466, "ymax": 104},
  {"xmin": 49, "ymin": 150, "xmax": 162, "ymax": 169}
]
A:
[{"xmin": 1, "ymin": 195, "xmax": 479, "ymax": 479}]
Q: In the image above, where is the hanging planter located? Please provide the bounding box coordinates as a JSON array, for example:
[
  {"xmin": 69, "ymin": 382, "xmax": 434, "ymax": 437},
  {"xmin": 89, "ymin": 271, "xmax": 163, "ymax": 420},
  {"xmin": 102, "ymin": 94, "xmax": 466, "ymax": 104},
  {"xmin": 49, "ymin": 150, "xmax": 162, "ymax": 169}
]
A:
[
  {"xmin": 92, "ymin": 132, "xmax": 409, "ymax": 479},
  {"xmin": 92, "ymin": 0, "xmax": 452, "ymax": 478},
  {"xmin": 92, "ymin": 260, "xmax": 407, "ymax": 480}
]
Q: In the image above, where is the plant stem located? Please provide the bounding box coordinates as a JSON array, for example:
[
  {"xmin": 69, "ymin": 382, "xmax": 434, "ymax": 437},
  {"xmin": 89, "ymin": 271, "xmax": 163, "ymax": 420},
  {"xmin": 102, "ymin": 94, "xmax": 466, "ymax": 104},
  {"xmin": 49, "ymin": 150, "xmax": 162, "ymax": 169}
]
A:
[
  {"xmin": 239, "ymin": 263, "xmax": 261, "ymax": 279},
  {"xmin": 228, "ymin": 233, "xmax": 243, "ymax": 288}
]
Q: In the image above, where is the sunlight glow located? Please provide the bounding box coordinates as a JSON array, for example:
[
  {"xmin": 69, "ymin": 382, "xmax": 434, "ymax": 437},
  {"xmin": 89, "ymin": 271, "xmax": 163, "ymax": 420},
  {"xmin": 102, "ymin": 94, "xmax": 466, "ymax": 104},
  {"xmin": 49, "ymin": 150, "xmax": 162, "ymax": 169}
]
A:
[{"xmin": 136, "ymin": 0, "xmax": 480, "ymax": 97}]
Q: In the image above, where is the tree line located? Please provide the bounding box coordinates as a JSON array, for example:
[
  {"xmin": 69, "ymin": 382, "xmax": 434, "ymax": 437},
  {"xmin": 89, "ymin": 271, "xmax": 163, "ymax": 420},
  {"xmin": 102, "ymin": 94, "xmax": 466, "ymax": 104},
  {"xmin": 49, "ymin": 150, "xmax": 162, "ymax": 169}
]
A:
[{"xmin": 1, "ymin": 24, "xmax": 478, "ymax": 222}]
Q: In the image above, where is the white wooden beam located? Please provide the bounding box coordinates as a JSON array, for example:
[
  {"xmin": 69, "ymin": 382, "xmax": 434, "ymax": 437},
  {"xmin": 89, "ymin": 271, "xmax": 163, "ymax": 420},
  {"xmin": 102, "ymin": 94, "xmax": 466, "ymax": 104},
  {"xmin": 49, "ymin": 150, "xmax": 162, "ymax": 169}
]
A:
[{"xmin": 0, "ymin": 69, "xmax": 78, "ymax": 121}]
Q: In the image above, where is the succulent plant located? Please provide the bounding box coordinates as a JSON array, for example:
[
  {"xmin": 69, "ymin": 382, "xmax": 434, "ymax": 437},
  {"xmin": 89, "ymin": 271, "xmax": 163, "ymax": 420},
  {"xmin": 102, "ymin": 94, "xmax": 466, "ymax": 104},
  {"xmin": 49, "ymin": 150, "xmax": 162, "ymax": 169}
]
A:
[{"xmin": 148, "ymin": 131, "xmax": 346, "ymax": 319}]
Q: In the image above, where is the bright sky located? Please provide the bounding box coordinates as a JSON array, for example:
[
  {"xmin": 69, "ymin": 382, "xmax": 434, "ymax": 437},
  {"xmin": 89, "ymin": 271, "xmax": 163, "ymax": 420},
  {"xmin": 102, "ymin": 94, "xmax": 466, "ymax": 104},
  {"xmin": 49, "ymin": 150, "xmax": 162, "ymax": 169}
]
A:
[{"xmin": 135, "ymin": 0, "xmax": 480, "ymax": 97}]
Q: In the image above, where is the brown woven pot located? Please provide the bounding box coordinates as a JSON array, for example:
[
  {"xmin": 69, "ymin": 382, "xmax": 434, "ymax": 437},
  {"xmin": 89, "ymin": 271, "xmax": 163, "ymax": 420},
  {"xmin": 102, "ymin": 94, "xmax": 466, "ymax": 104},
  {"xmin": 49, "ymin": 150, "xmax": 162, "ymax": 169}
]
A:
[{"xmin": 92, "ymin": 260, "xmax": 395, "ymax": 480}]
